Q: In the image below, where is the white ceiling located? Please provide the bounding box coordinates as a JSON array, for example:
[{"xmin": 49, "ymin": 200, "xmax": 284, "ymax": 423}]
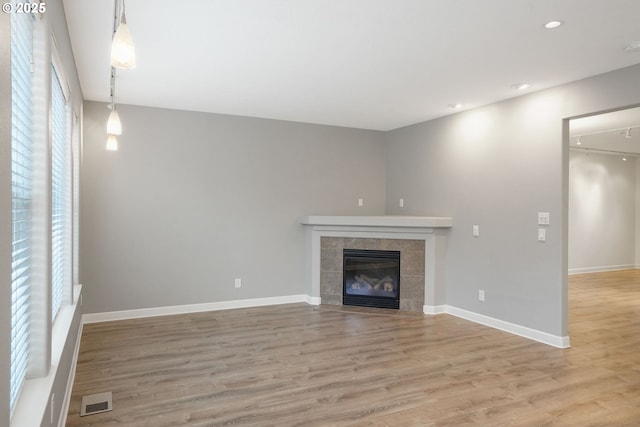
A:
[{"xmin": 62, "ymin": 0, "xmax": 640, "ymax": 131}]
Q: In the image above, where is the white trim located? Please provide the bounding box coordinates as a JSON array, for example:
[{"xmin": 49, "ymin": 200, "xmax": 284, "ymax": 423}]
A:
[
  {"xmin": 82, "ymin": 294, "xmax": 311, "ymax": 324},
  {"xmin": 568, "ymin": 264, "xmax": 636, "ymax": 275},
  {"xmin": 301, "ymin": 224, "xmax": 449, "ymax": 309},
  {"xmin": 423, "ymin": 304, "xmax": 447, "ymax": 314},
  {"xmin": 80, "ymin": 295, "xmax": 570, "ymax": 356},
  {"xmin": 444, "ymin": 305, "xmax": 570, "ymax": 349},
  {"xmin": 300, "ymin": 215, "xmax": 453, "ymax": 228},
  {"xmin": 10, "ymin": 285, "xmax": 83, "ymax": 427},
  {"xmin": 305, "ymin": 296, "xmax": 322, "ymax": 305},
  {"xmin": 50, "ymin": 33, "xmax": 70, "ymax": 101},
  {"xmin": 58, "ymin": 319, "xmax": 83, "ymax": 427}
]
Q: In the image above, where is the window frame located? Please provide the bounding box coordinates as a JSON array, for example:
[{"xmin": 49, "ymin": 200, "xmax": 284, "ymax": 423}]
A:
[{"xmin": 50, "ymin": 53, "xmax": 72, "ymax": 321}]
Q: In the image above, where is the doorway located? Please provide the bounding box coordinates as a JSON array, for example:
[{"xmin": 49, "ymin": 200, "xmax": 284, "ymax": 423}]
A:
[{"xmin": 568, "ymin": 106, "xmax": 640, "ymax": 274}]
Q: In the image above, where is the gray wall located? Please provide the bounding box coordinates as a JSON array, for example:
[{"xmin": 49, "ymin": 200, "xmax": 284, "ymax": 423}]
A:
[
  {"xmin": 80, "ymin": 102, "xmax": 386, "ymax": 313},
  {"xmin": 385, "ymin": 64, "xmax": 640, "ymax": 337},
  {"xmin": 568, "ymin": 151, "xmax": 636, "ymax": 271},
  {"xmin": 81, "ymin": 65, "xmax": 640, "ymax": 339}
]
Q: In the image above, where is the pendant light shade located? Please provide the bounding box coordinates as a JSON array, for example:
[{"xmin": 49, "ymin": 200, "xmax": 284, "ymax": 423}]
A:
[
  {"xmin": 106, "ymin": 0, "xmax": 135, "ymax": 153},
  {"xmin": 111, "ymin": 12, "xmax": 136, "ymax": 69},
  {"xmin": 106, "ymin": 134, "xmax": 119, "ymax": 151},
  {"xmin": 107, "ymin": 109, "xmax": 122, "ymax": 135}
]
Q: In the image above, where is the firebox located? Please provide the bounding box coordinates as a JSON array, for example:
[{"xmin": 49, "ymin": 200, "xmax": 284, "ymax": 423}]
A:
[{"xmin": 343, "ymin": 249, "xmax": 400, "ymax": 309}]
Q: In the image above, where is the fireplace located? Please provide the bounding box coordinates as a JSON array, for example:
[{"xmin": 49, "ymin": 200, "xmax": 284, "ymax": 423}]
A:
[{"xmin": 343, "ymin": 249, "xmax": 400, "ymax": 309}]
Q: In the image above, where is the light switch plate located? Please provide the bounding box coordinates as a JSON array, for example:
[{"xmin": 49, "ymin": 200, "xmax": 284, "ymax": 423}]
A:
[
  {"xmin": 538, "ymin": 212, "xmax": 550, "ymax": 225},
  {"xmin": 538, "ymin": 228, "xmax": 546, "ymax": 242},
  {"xmin": 473, "ymin": 225, "xmax": 479, "ymax": 237}
]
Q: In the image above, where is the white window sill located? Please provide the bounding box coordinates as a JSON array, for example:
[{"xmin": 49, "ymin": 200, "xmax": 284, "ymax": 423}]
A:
[{"xmin": 11, "ymin": 284, "xmax": 82, "ymax": 427}]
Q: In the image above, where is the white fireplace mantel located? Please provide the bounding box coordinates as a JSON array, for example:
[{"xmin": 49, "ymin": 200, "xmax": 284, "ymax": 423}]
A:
[
  {"xmin": 300, "ymin": 215, "xmax": 452, "ymax": 229},
  {"xmin": 300, "ymin": 215, "xmax": 452, "ymax": 313}
]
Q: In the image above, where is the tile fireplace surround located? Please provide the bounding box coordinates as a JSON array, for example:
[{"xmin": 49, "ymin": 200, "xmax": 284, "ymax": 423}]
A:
[{"xmin": 300, "ymin": 216, "xmax": 453, "ymax": 313}]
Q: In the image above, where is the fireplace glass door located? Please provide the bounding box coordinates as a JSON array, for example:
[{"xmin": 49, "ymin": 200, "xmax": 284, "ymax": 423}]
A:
[{"xmin": 343, "ymin": 249, "xmax": 400, "ymax": 309}]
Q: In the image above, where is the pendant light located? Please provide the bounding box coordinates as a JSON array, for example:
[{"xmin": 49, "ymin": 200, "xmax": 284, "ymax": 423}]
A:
[
  {"xmin": 107, "ymin": 67, "xmax": 121, "ymax": 135},
  {"xmin": 111, "ymin": 0, "xmax": 136, "ymax": 69},
  {"xmin": 106, "ymin": 0, "xmax": 136, "ymax": 151},
  {"xmin": 106, "ymin": 67, "xmax": 121, "ymax": 150},
  {"xmin": 107, "ymin": 109, "xmax": 122, "ymax": 135},
  {"xmin": 106, "ymin": 134, "xmax": 119, "ymax": 151}
]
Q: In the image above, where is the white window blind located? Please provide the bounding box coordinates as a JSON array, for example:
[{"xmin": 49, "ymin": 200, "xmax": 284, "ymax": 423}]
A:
[
  {"xmin": 51, "ymin": 64, "xmax": 69, "ymax": 321},
  {"xmin": 10, "ymin": 5, "xmax": 34, "ymax": 412}
]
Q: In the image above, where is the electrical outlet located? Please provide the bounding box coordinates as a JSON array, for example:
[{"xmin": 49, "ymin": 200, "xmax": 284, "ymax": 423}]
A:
[
  {"xmin": 479, "ymin": 290, "xmax": 485, "ymax": 301},
  {"xmin": 399, "ymin": 198, "xmax": 404, "ymax": 208},
  {"xmin": 473, "ymin": 225, "xmax": 479, "ymax": 237},
  {"xmin": 234, "ymin": 278, "xmax": 241, "ymax": 288},
  {"xmin": 358, "ymin": 198, "xmax": 364, "ymax": 207}
]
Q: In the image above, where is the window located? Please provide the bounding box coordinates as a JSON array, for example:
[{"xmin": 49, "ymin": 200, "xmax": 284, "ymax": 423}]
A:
[
  {"xmin": 10, "ymin": 5, "xmax": 34, "ymax": 412},
  {"xmin": 51, "ymin": 64, "xmax": 70, "ymax": 321}
]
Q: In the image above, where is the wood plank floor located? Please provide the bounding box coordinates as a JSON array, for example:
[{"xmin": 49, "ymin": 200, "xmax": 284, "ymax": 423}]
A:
[{"xmin": 66, "ymin": 270, "xmax": 640, "ymax": 426}]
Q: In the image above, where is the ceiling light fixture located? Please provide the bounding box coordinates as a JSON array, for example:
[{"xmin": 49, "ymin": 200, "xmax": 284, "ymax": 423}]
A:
[
  {"xmin": 106, "ymin": 0, "xmax": 137, "ymax": 151},
  {"xmin": 111, "ymin": 0, "xmax": 136, "ymax": 69},
  {"xmin": 107, "ymin": 107, "xmax": 122, "ymax": 135},
  {"xmin": 106, "ymin": 67, "xmax": 121, "ymax": 150},
  {"xmin": 544, "ymin": 20, "xmax": 563, "ymax": 29},
  {"xmin": 106, "ymin": 134, "xmax": 119, "ymax": 151},
  {"xmin": 107, "ymin": 69, "xmax": 122, "ymax": 135},
  {"xmin": 571, "ymin": 146, "xmax": 637, "ymax": 159},
  {"xmin": 512, "ymin": 83, "xmax": 530, "ymax": 90},
  {"xmin": 571, "ymin": 125, "xmax": 639, "ymax": 143}
]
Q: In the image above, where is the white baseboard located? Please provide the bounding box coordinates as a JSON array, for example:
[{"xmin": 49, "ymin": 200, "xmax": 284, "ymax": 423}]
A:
[
  {"xmin": 82, "ymin": 294, "xmax": 311, "ymax": 324},
  {"xmin": 306, "ymin": 296, "xmax": 322, "ymax": 305},
  {"xmin": 82, "ymin": 295, "xmax": 570, "ymax": 349},
  {"xmin": 568, "ymin": 264, "xmax": 636, "ymax": 275},
  {"xmin": 58, "ymin": 320, "xmax": 83, "ymax": 427},
  {"xmin": 444, "ymin": 305, "xmax": 570, "ymax": 349},
  {"xmin": 423, "ymin": 304, "xmax": 447, "ymax": 314}
]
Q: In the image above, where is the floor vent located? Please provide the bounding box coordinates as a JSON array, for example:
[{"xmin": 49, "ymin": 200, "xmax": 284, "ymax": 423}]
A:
[{"xmin": 80, "ymin": 391, "xmax": 113, "ymax": 417}]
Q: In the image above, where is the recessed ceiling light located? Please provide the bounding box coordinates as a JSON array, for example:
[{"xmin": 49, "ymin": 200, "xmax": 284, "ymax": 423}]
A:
[
  {"xmin": 512, "ymin": 83, "xmax": 530, "ymax": 90},
  {"xmin": 544, "ymin": 20, "xmax": 563, "ymax": 29},
  {"xmin": 449, "ymin": 103, "xmax": 463, "ymax": 110}
]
